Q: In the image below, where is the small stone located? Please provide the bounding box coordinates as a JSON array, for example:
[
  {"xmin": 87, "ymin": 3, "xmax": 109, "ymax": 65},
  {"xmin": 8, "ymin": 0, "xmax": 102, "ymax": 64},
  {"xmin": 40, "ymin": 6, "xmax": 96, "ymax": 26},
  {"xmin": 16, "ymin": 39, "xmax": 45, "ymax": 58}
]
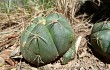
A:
[
  {"xmin": 11, "ymin": 68, "xmax": 17, "ymax": 70},
  {"xmin": 31, "ymin": 67, "xmax": 38, "ymax": 70},
  {"xmin": 80, "ymin": 67, "xmax": 85, "ymax": 70}
]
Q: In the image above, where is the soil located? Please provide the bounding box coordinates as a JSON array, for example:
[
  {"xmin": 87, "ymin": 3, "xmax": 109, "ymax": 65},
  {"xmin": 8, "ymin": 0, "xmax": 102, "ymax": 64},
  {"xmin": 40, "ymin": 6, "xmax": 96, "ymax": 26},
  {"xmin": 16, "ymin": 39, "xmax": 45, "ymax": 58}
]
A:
[{"xmin": 0, "ymin": 13, "xmax": 110, "ymax": 70}]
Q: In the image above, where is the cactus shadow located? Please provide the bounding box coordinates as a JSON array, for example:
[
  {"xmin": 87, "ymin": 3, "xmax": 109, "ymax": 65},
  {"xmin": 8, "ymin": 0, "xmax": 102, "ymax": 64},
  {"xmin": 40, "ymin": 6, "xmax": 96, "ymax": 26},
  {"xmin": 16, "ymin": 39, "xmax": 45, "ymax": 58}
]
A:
[
  {"xmin": 17, "ymin": 56, "xmax": 62, "ymax": 68},
  {"xmin": 86, "ymin": 35, "xmax": 110, "ymax": 64},
  {"xmin": 75, "ymin": 1, "xmax": 110, "ymax": 23},
  {"xmin": 14, "ymin": 58, "xmax": 44, "ymax": 68}
]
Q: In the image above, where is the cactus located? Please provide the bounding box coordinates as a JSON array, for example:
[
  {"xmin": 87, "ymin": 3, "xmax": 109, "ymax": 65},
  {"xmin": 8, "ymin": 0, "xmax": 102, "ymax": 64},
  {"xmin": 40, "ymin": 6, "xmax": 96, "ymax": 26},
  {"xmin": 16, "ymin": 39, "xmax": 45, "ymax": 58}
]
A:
[
  {"xmin": 20, "ymin": 13, "xmax": 75, "ymax": 66},
  {"xmin": 90, "ymin": 21, "xmax": 110, "ymax": 59}
]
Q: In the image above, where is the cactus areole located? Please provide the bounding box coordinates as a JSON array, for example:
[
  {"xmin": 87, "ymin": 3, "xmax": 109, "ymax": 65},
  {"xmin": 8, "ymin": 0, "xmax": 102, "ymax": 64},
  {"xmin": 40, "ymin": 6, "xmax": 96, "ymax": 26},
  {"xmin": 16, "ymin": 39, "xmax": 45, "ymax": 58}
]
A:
[
  {"xmin": 20, "ymin": 13, "xmax": 75, "ymax": 66},
  {"xmin": 90, "ymin": 21, "xmax": 110, "ymax": 59}
]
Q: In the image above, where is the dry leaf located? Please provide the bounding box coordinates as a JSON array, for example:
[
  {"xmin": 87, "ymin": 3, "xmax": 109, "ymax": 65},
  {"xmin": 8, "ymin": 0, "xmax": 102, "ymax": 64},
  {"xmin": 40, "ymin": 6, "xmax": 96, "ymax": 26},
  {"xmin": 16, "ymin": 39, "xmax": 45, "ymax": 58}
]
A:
[
  {"xmin": 0, "ymin": 49, "xmax": 15, "ymax": 66},
  {"xmin": 5, "ymin": 58, "xmax": 15, "ymax": 66}
]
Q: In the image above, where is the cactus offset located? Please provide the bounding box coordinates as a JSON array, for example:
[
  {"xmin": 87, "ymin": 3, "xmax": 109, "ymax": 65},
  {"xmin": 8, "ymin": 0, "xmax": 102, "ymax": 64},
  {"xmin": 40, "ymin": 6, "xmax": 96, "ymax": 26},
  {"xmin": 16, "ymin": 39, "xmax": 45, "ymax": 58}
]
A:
[{"xmin": 90, "ymin": 21, "xmax": 110, "ymax": 59}]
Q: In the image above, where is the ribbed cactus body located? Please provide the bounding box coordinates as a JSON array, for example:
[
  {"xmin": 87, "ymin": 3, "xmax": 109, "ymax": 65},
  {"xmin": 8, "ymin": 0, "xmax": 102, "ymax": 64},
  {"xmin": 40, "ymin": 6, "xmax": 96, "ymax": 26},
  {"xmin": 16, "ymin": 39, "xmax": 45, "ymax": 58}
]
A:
[
  {"xmin": 20, "ymin": 13, "xmax": 75, "ymax": 66},
  {"xmin": 90, "ymin": 21, "xmax": 110, "ymax": 59}
]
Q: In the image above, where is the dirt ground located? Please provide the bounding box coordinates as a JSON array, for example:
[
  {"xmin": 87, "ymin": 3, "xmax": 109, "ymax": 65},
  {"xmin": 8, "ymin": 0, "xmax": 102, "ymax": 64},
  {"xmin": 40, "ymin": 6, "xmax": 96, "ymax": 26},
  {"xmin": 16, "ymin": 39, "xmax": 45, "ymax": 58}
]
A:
[{"xmin": 0, "ymin": 13, "xmax": 110, "ymax": 70}]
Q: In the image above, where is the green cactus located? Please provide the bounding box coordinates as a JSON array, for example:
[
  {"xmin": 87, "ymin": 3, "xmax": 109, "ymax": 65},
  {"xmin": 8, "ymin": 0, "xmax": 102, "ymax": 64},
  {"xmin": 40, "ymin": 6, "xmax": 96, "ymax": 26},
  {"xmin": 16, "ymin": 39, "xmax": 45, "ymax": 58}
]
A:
[
  {"xmin": 90, "ymin": 21, "xmax": 110, "ymax": 59},
  {"xmin": 20, "ymin": 13, "xmax": 75, "ymax": 66}
]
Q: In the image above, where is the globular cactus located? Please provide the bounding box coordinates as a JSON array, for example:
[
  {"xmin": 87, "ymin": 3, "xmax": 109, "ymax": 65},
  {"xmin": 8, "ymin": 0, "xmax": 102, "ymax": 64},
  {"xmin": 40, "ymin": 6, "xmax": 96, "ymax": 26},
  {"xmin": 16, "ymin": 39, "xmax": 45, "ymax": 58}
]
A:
[
  {"xmin": 20, "ymin": 13, "xmax": 75, "ymax": 66},
  {"xmin": 90, "ymin": 21, "xmax": 110, "ymax": 59}
]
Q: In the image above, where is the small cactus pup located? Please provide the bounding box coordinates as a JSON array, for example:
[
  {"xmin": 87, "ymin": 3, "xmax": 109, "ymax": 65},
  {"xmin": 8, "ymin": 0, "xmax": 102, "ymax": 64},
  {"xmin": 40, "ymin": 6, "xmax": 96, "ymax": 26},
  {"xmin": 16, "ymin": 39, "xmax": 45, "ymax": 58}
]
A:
[
  {"xmin": 20, "ymin": 13, "xmax": 76, "ymax": 66},
  {"xmin": 90, "ymin": 21, "xmax": 110, "ymax": 60}
]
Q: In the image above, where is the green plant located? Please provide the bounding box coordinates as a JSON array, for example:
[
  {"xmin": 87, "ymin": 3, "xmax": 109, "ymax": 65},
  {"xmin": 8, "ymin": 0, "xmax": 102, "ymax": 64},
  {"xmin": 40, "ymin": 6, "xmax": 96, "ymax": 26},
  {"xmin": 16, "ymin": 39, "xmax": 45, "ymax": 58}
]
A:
[
  {"xmin": 90, "ymin": 21, "xmax": 110, "ymax": 59},
  {"xmin": 20, "ymin": 13, "xmax": 75, "ymax": 66},
  {"xmin": 39, "ymin": 0, "xmax": 55, "ymax": 9},
  {"xmin": 0, "ymin": 0, "xmax": 17, "ymax": 26},
  {"xmin": 20, "ymin": 0, "xmax": 38, "ymax": 11},
  {"xmin": 0, "ymin": 0, "xmax": 40, "ymax": 25},
  {"xmin": 0, "ymin": 0, "xmax": 16, "ymax": 13}
]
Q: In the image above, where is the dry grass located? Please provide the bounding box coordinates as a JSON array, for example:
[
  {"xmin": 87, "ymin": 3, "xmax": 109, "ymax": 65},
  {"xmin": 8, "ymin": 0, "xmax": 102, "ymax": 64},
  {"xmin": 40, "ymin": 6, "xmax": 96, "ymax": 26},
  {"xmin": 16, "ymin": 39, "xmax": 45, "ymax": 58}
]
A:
[
  {"xmin": 55, "ymin": 0, "xmax": 81, "ymax": 23},
  {"xmin": 0, "ymin": 0, "xmax": 91, "ymax": 70},
  {"xmin": 1, "ymin": 0, "xmax": 110, "ymax": 70}
]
